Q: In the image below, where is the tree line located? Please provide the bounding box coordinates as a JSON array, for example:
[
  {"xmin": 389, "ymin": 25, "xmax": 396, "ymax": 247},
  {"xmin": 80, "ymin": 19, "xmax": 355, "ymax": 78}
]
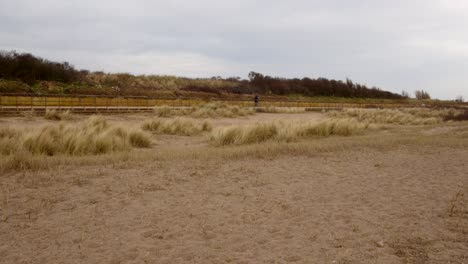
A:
[
  {"xmin": 0, "ymin": 51, "xmax": 86, "ymax": 85},
  {"xmin": 0, "ymin": 50, "xmax": 405, "ymax": 99},
  {"xmin": 222, "ymin": 72, "xmax": 403, "ymax": 99}
]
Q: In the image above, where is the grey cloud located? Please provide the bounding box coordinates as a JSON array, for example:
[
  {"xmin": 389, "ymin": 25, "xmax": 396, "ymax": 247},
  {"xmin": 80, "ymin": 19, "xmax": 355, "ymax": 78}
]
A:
[{"xmin": 1, "ymin": 0, "xmax": 467, "ymax": 99}]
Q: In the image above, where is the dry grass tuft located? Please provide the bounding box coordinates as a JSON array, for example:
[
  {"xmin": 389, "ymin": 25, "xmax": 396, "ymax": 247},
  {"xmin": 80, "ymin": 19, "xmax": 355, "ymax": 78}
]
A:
[
  {"xmin": 142, "ymin": 118, "xmax": 212, "ymax": 136},
  {"xmin": 44, "ymin": 109, "xmax": 74, "ymax": 120},
  {"xmin": 255, "ymin": 106, "xmax": 305, "ymax": 113},
  {"xmin": 210, "ymin": 119, "xmax": 367, "ymax": 146},
  {"xmin": 153, "ymin": 102, "xmax": 255, "ymax": 118},
  {"xmin": 128, "ymin": 130, "xmax": 152, "ymax": 148},
  {"xmin": 327, "ymin": 108, "xmax": 455, "ymax": 125},
  {"xmin": 0, "ymin": 127, "xmax": 23, "ymax": 155},
  {"xmin": 444, "ymin": 110, "xmax": 468, "ymax": 122},
  {"xmin": 0, "ymin": 116, "xmax": 151, "ymax": 158},
  {"xmin": 190, "ymin": 102, "xmax": 255, "ymax": 118},
  {"xmin": 153, "ymin": 105, "xmax": 192, "ymax": 117}
]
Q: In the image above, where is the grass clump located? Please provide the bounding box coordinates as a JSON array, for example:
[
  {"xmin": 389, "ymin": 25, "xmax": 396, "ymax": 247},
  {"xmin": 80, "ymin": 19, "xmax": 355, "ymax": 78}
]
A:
[
  {"xmin": 443, "ymin": 110, "xmax": 468, "ymax": 122},
  {"xmin": 210, "ymin": 119, "xmax": 367, "ymax": 146},
  {"xmin": 0, "ymin": 127, "xmax": 23, "ymax": 155},
  {"xmin": 0, "ymin": 116, "xmax": 151, "ymax": 158},
  {"xmin": 327, "ymin": 108, "xmax": 446, "ymax": 125},
  {"xmin": 142, "ymin": 118, "xmax": 212, "ymax": 136},
  {"xmin": 128, "ymin": 130, "xmax": 152, "ymax": 148},
  {"xmin": 190, "ymin": 102, "xmax": 255, "ymax": 118},
  {"xmin": 153, "ymin": 105, "xmax": 193, "ymax": 117},
  {"xmin": 402, "ymin": 108, "xmax": 463, "ymax": 119},
  {"xmin": 255, "ymin": 106, "xmax": 305, "ymax": 113},
  {"xmin": 44, "ymin": 109, "xmax": 74, "ymax": 120},
  {"xmin": 153, "ymin": 102, "xmax": 255, "ymax": 118}
]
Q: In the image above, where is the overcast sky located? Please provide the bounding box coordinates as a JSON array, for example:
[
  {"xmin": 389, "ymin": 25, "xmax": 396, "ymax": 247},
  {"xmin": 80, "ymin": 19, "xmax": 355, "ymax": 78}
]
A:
[{"xmin": 1, "ymin": 0, "xmax": 467, "ymax": 99}]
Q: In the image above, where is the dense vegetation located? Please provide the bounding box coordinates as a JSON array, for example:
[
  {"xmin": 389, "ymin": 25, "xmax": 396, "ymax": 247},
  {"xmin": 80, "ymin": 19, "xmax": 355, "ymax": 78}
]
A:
[
  {"xmin": 0, "ymin": 50, "xmax": 404, "ymax": 99},
  {"xmin": 0, "ymin": 50, "xmax": 83, "ymax": 85}
]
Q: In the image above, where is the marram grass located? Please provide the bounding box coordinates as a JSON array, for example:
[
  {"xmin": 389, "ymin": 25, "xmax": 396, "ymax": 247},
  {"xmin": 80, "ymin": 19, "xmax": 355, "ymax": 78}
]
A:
[
  {"xmin": 142, "ymin": 117, "xmax": 212, "ymax": 136},
  {"xmin": 153, "ymin": 102, "xmax": 255, "ymax": 118},
  {"xmin": 210, "ymin": 119, "xmax": 368, "ymax": 146},
  {"xmin": 327, "ymin": 108, "xmax": 464, "ymax": 125},
  {"xmin": 0, "ymin": 115, "xmax": 151, "ymax": 157}
]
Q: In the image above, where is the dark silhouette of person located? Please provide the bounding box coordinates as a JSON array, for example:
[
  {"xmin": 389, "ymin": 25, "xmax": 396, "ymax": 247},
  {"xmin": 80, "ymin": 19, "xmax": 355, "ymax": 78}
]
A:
[{"xmin": 254, "ymin": 94, "xmax": 259, "ymax": 107}]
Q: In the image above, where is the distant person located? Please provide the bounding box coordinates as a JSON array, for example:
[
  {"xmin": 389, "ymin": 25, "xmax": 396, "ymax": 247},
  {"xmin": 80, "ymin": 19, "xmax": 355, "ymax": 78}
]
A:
[{"xmin": 254, "ymin": 94, "xmax": 259, "ymax": 107}]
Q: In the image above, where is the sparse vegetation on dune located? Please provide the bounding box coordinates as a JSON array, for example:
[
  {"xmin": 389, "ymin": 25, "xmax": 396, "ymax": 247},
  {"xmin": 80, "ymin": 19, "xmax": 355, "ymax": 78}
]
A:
[
  {"xmin": 210, "ymin": 119, "xmax": 368, "ymax": 146},
  {"xmin": 254, "ymin": 106, "xmax": 305, "ymax": 113},
  {"xmin": 153, "ymin": 102, "xmax": 255, "ymax": 118},
  {"xmin": 153, "ymin": 105, "xmax": 182, "ymax": 117},
  {"xmin": 0, "ymin": 51, "xmax": 405, "ymax": 99},
  {"xmin": 142, "ymin": 118, "xmax": 212, "ymax": 136},
  {"xmin": 191, "ymin": 102, "xmax": 255, "ymax": 118},
  {"xmin": 44, "ymin": 109, "xmax": 74, "ymax": 120},
  {"xmin": 327, "ymin": 108, "xmax": 463, "ymax": 125},
  {"xmin": 0, "ymin": 116, "xmax": 151, "ymax": 170},
  {"xmin": 444, "ymin": 110, "xmax": 468, "ymax": 121},
  {"xmin": 402, "ymin": 108, "xmax": 463, "ymax": 119},
  {"xmin": 0, "ymin": 127, "xmax": 22, "ymax": 155}
]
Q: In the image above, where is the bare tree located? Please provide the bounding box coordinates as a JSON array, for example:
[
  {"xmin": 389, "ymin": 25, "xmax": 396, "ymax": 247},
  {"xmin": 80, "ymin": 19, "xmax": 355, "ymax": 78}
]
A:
[
  {"xmin": 415, "ymin": 90, "xmax": 431, "ymax": 100},
  {"xmin": 401, "ymin": 90, "xmax": 409, "ymax": 98}
]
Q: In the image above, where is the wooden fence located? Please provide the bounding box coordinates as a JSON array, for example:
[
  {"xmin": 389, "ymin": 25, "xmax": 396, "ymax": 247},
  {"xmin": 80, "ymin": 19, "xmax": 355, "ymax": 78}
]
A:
[{"xmin": 0, "ymin": 93, "xmax": 458, "ymax": 116}]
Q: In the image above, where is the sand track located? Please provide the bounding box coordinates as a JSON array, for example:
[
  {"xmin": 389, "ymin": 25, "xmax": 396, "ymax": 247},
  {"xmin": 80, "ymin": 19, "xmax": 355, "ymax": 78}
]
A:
[{"xmin": 0, "ymin": 113, "xmax": 467, "ymax": 263}]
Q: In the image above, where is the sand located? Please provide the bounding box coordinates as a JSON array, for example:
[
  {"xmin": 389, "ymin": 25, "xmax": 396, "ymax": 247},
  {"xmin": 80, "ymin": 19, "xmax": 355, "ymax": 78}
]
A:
[{"xmin": 0, "ymin": 113, "xmax": 467, "ymax": 263}]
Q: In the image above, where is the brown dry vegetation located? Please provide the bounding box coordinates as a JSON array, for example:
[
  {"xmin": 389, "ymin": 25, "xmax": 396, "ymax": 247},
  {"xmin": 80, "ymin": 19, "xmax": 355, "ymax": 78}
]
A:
[
  {"xmin": 153, "ymin": 102, "xmax": 255, "ymax": 118},
  {"xmin": 0, "ymin": 116, "xmax": 150, "ymax": 170},
  {"xmin": 43, "ymin": 109, "xmax": 74, "ymax": 120},
  {"xmin": 142, "ymin": 118, "xmax": 212, "ymax": 136},
  {"xmin": 0, "ymin": 109, "xmax": 467, "ymax": 263},
  {"xmin": 254, "ymin": 106, "xmax": 306, "ymax": 113},
  {"xmin": 210, "ymin": 119, "xmax": 368, "ymax": 146},
  {"xmin": 328, "ymin": 108, "xmax": 463, "ymax": 125}
]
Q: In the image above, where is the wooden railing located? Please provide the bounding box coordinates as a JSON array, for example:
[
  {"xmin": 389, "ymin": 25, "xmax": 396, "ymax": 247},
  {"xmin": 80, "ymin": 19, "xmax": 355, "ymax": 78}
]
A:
[{"xmin": 0, "ymin": 93, "xmax": 464, "ymax": 115}]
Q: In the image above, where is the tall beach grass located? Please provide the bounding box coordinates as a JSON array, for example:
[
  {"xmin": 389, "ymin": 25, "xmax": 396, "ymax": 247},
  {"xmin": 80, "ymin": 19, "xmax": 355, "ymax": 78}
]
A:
[
  {"xmin": 142, "ymin": 118, "xmax": 212, "ymax": 136},
  {"xmin": 153, "ymin": 102, "xmax": 255, "ymax": 118},
  {"xmin": 0, "ymin": 116, "xmax": 151, "ymax": 157},
  {"xmin": 44, "ymin": 109, "xmax": 74, "ymax": 120},
  {"xmin": 327, "ymin": 108, "xmax": 453, "ymax": 125},
  {"xmin": 210, "ymin": 119, "xmax": 368, "ymax": 146}
]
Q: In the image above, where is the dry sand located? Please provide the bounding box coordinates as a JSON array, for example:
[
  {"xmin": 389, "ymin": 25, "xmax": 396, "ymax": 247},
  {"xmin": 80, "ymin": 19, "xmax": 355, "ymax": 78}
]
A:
[{"xmin": 0, "ymin": 113, "xmax": 467, "ymax": 263}]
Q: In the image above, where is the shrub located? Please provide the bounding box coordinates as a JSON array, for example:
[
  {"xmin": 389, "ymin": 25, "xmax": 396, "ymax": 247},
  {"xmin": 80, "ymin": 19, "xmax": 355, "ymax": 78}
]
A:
[{"xmin": 0, "ymin": 79, "xmax": 31, "ymax": 93}]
